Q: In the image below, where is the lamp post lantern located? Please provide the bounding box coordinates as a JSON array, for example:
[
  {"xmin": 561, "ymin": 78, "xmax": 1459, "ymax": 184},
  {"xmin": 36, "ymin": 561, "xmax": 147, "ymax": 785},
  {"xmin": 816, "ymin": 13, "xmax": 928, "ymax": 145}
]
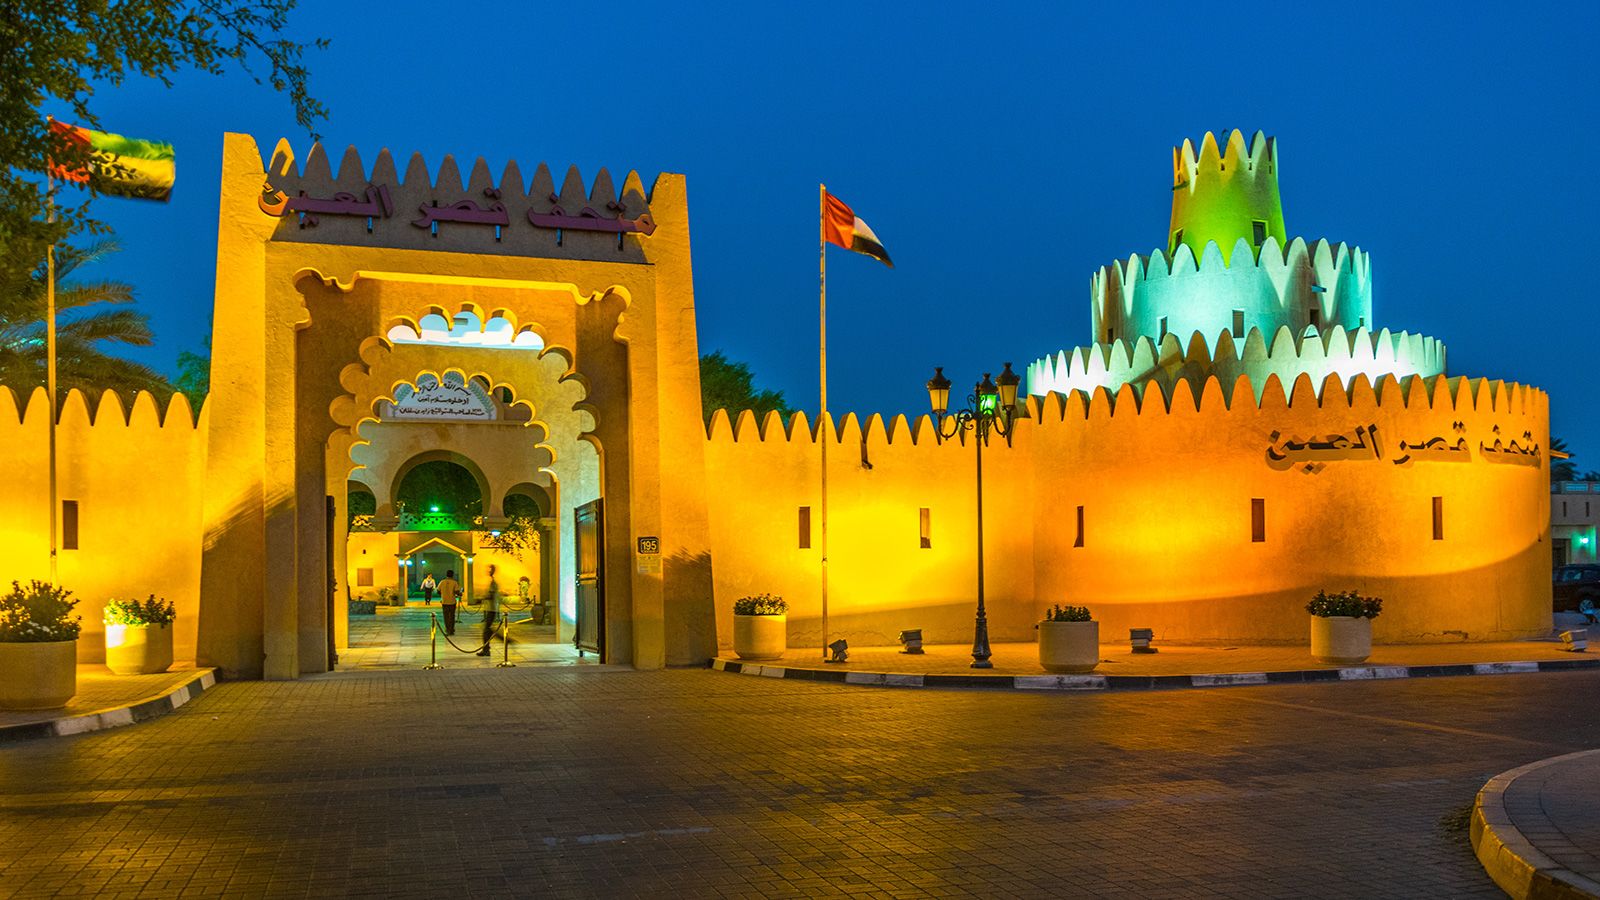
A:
[{"xmin": 925, "ymin": 362, "xmax": 1021, "ymax": 669}]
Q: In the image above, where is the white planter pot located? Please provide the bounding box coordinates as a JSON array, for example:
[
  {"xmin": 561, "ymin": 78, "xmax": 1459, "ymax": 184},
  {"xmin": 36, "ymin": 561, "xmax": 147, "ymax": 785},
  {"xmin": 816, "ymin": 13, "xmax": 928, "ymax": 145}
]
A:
[
  {"xmin": 105, "ymin": 623, "xmax": 175, "ymax": 675},
  {"xmin": 0, "ymin": 640, "xmax": 77, "ymax": 710},
  {"xmin": 733, "ymin": 614, "xmax": 786, "ymax": 660},
  {"xmin": 1039, "ymin": 620, "xmax": 1099, "ymax": 673},
  {"xmin": 1310, "ymin": 616, "xmax": 1372, "ymax": 664}
]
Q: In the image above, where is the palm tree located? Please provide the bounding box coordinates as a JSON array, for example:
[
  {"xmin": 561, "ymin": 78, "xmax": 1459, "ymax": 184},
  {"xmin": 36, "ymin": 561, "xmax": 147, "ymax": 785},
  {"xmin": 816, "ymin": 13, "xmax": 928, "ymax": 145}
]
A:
[
  {"xmin": 0, "ymin": 240, "xmax": 173, "ymax": 402},
  {"xmin": 1551, "ymin": 436, "xmax": 1577, "ymax": 484}
]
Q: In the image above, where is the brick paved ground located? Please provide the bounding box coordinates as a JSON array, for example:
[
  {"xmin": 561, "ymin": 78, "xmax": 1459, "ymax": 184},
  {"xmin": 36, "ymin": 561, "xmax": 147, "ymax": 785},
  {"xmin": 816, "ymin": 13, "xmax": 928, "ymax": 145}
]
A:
[
  {"xmin": 1, "ymin": 667, "xmax": 1597, "ymax": 898},
  {"xmin": 728, "ymin": 639, "xmax": 1590, "ymax": 677}
]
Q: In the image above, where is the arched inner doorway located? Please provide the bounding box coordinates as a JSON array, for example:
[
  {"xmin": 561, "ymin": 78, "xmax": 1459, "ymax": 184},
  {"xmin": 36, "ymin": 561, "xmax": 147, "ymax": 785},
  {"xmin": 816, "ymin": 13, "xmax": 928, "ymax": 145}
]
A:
[{"xmin": 332, "ymin": 357, "xmax": 600, "ymax": 670}]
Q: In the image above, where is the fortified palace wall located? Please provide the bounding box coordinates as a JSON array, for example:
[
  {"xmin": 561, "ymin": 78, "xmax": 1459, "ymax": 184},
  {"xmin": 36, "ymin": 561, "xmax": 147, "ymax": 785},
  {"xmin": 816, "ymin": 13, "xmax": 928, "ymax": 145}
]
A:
[
  {"xmin": 0, "ymin": 388, "xmax": 206, "ymax": 662},
  {"xmin": 704, "ymin": 372, "xmax": 1549, "ymax": 649}
]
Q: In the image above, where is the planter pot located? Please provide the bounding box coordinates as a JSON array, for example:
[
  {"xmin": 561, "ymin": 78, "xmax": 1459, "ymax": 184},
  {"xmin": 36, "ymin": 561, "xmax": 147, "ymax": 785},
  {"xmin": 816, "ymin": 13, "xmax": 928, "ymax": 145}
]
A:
[
  {"xmin": 1310, "ymin": 616, "xmax": 1372, "ymax": 664},
  {"xmin": 1039, "ymin": 620, "xmax": 1100, "ymax": 673},
  {"xmin": 733, "ymin": 614, "xmax": 786, "ymax": 660},
  {"xmin": 0, "ymin": 640, "xmax": 77, "ymax": 710},
  {"xmin": 105, "ymin": 623, "xmax": 174, "ymax": 675}
]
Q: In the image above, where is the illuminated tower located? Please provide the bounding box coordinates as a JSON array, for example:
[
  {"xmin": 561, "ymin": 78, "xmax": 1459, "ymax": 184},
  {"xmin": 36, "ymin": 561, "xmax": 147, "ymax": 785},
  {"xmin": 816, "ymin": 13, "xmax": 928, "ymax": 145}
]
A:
[{"xmin": 1028, "ymin": 130, "xmax": 1443, "ymax": 400}]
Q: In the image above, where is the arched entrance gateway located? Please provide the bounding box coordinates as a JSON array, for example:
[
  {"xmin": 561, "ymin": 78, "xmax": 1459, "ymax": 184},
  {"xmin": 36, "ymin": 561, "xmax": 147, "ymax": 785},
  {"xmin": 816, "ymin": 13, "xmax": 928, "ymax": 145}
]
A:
[{"xmin": 197, "ymin": 135, "xmax": 717, "ymax": 678}]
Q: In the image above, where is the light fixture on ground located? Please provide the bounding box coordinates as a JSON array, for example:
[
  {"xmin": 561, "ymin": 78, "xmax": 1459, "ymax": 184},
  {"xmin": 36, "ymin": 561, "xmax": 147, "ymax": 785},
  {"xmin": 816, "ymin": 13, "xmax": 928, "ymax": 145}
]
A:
[{"xmin": 925, "ymin": 362, "xmax": 1021, "ymax": 669}]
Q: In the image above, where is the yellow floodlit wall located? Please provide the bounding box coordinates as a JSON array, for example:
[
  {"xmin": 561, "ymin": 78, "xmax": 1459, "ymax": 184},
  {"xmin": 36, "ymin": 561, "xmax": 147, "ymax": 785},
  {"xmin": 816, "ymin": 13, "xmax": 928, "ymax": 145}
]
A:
[
  {"xmin": 704, "ymin": 372, "xmax": 1550, "ymax": 647},
  {"xmin": 0, "ymin": 387, "xmax": 205, "ymax": 662}
]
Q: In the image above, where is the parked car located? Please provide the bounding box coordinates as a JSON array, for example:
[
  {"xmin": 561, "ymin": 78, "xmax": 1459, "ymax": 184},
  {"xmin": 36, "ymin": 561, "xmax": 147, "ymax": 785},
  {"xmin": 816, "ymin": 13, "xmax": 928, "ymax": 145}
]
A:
[{"xmin": 1552, "ymin": 564, "xmax": 1600, "ymax": 621}]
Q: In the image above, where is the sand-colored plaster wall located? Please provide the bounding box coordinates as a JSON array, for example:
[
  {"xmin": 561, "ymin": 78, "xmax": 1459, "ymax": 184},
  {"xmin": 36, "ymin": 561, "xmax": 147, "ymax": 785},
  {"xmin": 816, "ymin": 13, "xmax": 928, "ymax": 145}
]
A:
[
  {"xmin": 0, "ymin": 387, "xmax": 206, "ymax": 662},
  {"xmin": 704, "ymin": 373, "xmax": 1551, "ymax": 650}
]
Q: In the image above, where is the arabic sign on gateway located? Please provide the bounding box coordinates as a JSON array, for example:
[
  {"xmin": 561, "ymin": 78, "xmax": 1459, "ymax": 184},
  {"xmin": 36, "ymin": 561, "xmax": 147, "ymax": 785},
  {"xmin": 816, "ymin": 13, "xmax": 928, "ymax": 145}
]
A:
[
  {"xmin": 257, "ymin": 179, "xmax": 656, "ymax": 236},
  {"xmin": 381, "ymin": 373, "xmax": 497, "ymax": 422}
]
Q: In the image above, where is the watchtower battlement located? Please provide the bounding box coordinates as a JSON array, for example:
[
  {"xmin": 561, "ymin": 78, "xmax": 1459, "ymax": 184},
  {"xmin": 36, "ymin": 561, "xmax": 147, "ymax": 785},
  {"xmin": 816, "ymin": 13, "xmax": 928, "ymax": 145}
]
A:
[
  {"xmin": 237, "ymin": 136, "xmax": 676, "ymax": 264},
  {"xmin": 1169, "ymin": 130, "xmax": 1284, "ymax": 264}
]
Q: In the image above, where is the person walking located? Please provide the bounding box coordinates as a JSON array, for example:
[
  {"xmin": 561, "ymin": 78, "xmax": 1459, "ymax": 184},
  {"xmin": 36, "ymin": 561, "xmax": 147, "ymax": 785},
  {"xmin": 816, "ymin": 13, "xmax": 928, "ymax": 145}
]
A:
[
  {"xmin": 477, "ymin": 564, "xmax": 502, "ymax": 656},
  {"xmin": 420, "ymin": 573, "xmax": 437, "ymax": 604},
  {"xmin": 437, "ymin": 569, "xmax": 460, "ymax": 636}
]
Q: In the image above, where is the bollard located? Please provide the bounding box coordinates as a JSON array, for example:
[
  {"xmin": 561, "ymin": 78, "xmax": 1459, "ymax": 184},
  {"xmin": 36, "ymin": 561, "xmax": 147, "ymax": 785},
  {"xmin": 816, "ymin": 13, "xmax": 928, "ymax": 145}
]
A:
[
  {"xmin": 423, "ymin": 613, "xmax": 443, "ymax": 670},
  {"xmin": 496, "ymin": 614, "xmax": 517, "ymax": 668}
]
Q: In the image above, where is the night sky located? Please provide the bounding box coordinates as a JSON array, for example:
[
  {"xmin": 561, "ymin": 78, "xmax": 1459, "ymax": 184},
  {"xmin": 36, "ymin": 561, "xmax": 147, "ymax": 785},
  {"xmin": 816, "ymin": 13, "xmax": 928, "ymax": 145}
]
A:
[{"xmin": 60, "ymin": 3, "xmax": 1600, "ymax": 461}]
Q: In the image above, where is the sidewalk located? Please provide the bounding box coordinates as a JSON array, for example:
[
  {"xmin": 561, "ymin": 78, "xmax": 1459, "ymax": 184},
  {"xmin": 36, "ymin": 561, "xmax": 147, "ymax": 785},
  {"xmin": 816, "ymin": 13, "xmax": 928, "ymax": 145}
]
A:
[
  {"xmin": 1474, "ymin": 749, "xmax": 1600, "ymax": 899},
  {"xmin": 712, "ymin": 638, "xmax": 1598, "ymax": 690},
  {"xmin": 0, "ymin": 665, "xmax": 215, "ymax": 743}
]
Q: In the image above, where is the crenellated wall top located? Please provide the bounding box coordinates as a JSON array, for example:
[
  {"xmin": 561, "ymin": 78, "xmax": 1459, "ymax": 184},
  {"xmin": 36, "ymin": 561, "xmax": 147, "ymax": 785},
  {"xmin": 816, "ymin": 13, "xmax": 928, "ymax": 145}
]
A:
[
  {"xmin": 230, "ymin": 134, "xmax": 682, "ymax": 262},
  {"xmin": 0, "ymin": 386, "xmax": 204, "ymax": 429},
  {"xmin": 704, "ymin": 372, "xmax": 1542, "ymax": 450}
]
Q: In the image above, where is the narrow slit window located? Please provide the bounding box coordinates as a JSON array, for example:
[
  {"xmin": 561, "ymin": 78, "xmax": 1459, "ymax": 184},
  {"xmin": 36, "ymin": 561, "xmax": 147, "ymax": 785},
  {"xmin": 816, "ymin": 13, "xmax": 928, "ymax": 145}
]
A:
[
  {"xmin": 1074, "ymin": 505, "xmax": 1085, "ymax": 548},
  {"xmin": 1250, "ymin": 498, "xmax": 1266, "ymax": 543},
  {"xmin": 919, "ymin": 508, "xmax": 931, "ymax": 549},
  {"xmin": 798, "ymin": 506, "xmax": 812, "ymax": 549},
  {"xmin": 1231, "ymin": 309, "xmax": 1244, "ymax": 338},
  {"xmin": 61, "ymin": 500, "xmax": 79, "ymax": 550},
  {"xmin": 1432, "ymin": 496, "xmax": 1444, "ymax": 541}
]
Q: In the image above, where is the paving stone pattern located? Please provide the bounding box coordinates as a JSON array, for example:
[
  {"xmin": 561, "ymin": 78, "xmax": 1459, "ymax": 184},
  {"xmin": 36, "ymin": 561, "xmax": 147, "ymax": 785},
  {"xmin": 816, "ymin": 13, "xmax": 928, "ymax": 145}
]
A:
[{"xmin": 1, "ymin": 668, "xmax": 1598, "ymax": 898}]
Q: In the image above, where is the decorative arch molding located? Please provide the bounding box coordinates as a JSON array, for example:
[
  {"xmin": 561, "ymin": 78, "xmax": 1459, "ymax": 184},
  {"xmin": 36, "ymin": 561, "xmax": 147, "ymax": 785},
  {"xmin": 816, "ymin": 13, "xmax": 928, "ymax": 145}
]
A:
[{"xmin": 330, "ymin": 336, "xmax": 598, "ymax": 518}]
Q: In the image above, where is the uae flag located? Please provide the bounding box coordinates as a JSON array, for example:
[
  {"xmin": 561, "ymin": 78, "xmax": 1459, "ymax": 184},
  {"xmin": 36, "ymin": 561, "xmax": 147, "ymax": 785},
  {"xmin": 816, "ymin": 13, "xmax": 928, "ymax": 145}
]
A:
[
  {"xmin": 823, "ymin": 190, "xmax": 892, "ymax": 267},
  {"xmin": 48, "ymin": 119, "xmax": 175, "ymax": 201}
]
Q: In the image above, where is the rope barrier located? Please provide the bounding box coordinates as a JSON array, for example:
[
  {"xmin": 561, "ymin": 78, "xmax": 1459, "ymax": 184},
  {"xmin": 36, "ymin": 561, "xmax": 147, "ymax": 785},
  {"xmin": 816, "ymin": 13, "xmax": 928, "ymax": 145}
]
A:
[{"xmin": 422, "ymin": 610, "xmax": 541, "ymax": 669}]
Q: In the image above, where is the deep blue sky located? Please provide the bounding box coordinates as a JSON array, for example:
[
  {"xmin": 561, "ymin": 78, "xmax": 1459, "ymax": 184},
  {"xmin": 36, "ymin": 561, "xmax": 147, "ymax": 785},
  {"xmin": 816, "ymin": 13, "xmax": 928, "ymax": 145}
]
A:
[{"xmin": 66, "ymin": 3, "xmax": 1600, "ymax": 460}]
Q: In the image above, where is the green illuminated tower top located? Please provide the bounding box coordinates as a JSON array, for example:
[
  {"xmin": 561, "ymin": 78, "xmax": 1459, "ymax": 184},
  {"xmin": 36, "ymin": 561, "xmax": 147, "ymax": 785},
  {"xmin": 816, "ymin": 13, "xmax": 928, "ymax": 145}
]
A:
[{"xmin": 1169, "ymin": 130, "xmax": 1284, "ymax": 263}]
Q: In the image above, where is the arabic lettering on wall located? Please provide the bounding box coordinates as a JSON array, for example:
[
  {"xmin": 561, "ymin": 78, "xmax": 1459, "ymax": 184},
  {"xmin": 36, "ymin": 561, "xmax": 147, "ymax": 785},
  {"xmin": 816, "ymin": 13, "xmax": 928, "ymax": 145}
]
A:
[
  {"xmin": 1267, "ymin": 420, "xmax": 1540, "ymax": 474},
  {"xmin": 258, "ymin": 181, "xmax": 655, "ymax": 238}
]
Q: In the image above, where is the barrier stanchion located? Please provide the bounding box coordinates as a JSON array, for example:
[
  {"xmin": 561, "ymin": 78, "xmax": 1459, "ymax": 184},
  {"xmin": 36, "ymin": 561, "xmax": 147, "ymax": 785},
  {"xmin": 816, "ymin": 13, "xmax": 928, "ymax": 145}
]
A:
[
  {"xmin": 423, "ymin": 613, "xmax": 444, "ymax": 670},
  {"xmin": 496, "ymin": 613, "xmax": 517, "ymax": 668}
]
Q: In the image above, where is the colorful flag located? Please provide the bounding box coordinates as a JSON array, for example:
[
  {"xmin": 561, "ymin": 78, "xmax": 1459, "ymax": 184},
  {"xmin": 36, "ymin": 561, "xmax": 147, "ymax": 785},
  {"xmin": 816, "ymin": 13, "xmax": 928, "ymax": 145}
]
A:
[
  {"xmin": 48, "ymin": 119, "xmax": 175, "ymax": 201},
  {"xmin": 822, "ymin": 191, "xmax": 892, "ymax": 267}
]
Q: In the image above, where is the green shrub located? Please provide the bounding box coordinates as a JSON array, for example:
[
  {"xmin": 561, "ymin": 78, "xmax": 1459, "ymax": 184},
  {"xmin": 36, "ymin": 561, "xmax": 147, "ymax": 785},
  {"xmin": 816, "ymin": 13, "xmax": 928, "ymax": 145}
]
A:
[
  {"xmin": 1042, "ymin": 604, "xmax": 1092, "ymax": 623},
  {"xmin": 733, "ymin": 594, "xmax": 787, "ymax": 616},
  {"xmin": 104, "ymin": 595, "xmax": 177, "ymax": 627},
  {"xmin": 1306, "ymin": 589, "xmax": 1383, "ymax": 619},
  {"xmin": 0, "ymin": 580, "xmax": 82, "ymax": 643}
]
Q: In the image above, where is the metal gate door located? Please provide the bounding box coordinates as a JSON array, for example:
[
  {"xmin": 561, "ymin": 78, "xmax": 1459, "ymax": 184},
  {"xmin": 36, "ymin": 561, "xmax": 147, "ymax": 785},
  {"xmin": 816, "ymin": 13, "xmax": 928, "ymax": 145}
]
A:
[{"xmin": 574, "ymin": 499, "xmax": 604, "ymax": 658}]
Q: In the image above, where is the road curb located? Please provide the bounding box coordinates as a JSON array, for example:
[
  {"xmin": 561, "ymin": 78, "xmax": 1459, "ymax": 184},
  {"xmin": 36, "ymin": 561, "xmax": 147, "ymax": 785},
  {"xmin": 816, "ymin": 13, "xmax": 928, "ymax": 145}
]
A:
[
  {"xmin": 1472, "ymin": 749, "xmax": 1600, "ymax": 899},
  {"xmin": 0, "ymin": 669, "xmax": 217, "ymax": 744},
  {"xmin": 709, "ymin": 656, "xmax": 1600, "ymax": 692}
]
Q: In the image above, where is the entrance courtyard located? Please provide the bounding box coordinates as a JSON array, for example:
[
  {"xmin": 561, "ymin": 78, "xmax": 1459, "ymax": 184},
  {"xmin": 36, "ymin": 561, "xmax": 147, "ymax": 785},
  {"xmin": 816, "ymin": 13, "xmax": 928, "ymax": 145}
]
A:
[{"xmin": 338, "ymin": 605, "xmax": 597, "ymax": 670}]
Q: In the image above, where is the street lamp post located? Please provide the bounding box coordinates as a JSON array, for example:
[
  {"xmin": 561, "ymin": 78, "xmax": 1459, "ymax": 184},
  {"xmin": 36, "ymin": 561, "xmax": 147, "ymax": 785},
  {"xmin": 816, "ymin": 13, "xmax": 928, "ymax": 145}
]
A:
[{"xmin": 925, "ymin": 362, "xmax": 1021, "ymax": 669}]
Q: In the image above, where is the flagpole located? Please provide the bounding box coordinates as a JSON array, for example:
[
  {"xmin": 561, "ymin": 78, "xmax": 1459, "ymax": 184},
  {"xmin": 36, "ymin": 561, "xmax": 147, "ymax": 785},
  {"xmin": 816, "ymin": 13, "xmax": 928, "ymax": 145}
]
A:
[
  {"xmin": 818, "ymin": 183, "xmax": 830, "ymax": 661},
  {"xmin": 46, "ymin": 172, "xmax": 59, "ymax": 584}
]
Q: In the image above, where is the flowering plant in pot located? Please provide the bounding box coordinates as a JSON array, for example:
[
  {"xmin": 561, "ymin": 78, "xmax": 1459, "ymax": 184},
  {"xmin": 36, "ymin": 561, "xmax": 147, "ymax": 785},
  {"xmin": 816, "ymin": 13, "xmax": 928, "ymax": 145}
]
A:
[
  {"xmin": 732, "ymin": 593, "xmax": 787, "ymax": 660},
  {"xmin": 0, "ymin": 580, "xmax": 82, "ymax": 709},
  {"xmin": 1306, "ymin": 589, "xmax": 1383, "ymax": 664},
  {"xmin": 1038, "ymin": 603, "xmax": 1099, "ymax": 673},
  {"xmin": 103, "ymin": 595, "xmax": 177, "ymax": 675}
]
